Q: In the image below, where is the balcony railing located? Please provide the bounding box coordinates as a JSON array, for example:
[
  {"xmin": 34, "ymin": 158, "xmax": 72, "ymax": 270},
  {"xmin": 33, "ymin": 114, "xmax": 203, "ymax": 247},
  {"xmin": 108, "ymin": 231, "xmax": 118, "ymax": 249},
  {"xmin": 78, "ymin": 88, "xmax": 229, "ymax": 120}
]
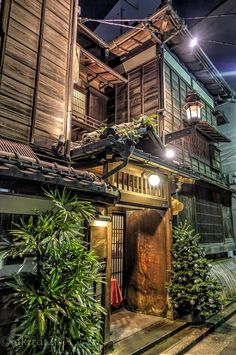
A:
[{"xmin": 72, "ymin": 90, "xmax": 101, "ymax": 131}]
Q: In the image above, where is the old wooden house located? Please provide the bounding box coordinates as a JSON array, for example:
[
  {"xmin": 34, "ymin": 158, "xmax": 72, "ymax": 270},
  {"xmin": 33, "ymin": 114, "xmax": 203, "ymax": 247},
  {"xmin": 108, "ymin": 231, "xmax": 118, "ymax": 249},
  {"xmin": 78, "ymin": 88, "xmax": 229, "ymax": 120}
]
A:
[
  {"xmin": 71, "ymin": 1, "xmax": 236, "ymax": 351},
  {"xmin": 0, "ymin": 0, "xmax": 236, "ymax": 353}
]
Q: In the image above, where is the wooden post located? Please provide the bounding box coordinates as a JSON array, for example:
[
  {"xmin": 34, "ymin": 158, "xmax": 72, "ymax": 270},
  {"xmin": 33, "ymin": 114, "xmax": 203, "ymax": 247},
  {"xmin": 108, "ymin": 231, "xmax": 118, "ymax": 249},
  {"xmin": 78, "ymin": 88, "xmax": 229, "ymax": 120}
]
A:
[
  {"xmin": 30, "ymin": 0, "xmax": 47, "ymax": 143},
  {"xmin": 166, "ymin": 180, "xmax": 174, "ymax": 319},
  {"xmin": 65, "ymin": 0, "xmax": 78, "ymax": 159}
]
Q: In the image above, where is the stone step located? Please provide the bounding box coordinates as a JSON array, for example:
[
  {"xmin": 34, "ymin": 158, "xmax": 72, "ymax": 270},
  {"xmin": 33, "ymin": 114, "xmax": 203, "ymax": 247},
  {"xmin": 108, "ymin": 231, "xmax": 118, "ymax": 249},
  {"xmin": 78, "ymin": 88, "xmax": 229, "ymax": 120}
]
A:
[{"xmin": 112, "ymin": 318, "xmax": 187, "ymax": 355}]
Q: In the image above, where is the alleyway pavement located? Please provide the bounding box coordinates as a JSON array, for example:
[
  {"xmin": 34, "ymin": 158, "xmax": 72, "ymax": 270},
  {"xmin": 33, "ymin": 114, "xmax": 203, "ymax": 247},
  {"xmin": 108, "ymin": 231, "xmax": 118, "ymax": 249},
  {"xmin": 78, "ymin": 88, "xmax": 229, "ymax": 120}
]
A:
[{"xmin": 185, "ymin": 312, "xmax": 236, "ymax": 355}]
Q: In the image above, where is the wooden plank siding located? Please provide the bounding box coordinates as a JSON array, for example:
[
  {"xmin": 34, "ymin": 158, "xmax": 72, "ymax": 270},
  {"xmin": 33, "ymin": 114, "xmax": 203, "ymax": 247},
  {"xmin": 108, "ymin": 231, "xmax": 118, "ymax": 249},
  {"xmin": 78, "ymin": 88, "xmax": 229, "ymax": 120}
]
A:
[
  {"xmin": 107, "ymin": 58, "xmax": 160, "ymax": 126},
  {"xmin": 0, "ymin": 0, "xmax": 74, "ymax": 147}
]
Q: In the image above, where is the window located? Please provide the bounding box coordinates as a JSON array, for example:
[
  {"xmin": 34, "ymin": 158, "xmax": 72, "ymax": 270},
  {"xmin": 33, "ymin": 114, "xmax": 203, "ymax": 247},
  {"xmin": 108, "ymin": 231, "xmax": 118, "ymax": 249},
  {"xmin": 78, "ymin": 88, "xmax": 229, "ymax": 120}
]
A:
[
  {"xmin": 72, "ymin": 88, "xmax": 87, "ymax": 118},
  {"xmin": 0, "ymin": 214, "xmax": 35, "ymax": 278},
  {"xmin": 209, "ymin": 145, "xmax": 221, "ymax": 171}
]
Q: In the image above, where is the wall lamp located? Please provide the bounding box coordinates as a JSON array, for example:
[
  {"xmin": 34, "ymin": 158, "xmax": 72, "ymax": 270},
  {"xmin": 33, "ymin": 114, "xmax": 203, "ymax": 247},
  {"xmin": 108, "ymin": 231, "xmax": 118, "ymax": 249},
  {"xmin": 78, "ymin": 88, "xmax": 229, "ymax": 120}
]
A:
[
  {"xmin": 142, "ymin": 171, "xmax": 161, "ymax": 186},
  {"xmin": 164, "ymin": 91, "xmax": 204, "ymax": 144}
]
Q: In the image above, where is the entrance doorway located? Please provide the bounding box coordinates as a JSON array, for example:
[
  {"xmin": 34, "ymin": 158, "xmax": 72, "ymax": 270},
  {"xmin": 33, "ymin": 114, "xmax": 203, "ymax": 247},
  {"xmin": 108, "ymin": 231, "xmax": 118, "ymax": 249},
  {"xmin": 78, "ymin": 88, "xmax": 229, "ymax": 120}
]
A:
[
  {"xmin": 111, "ymin": 213, "xmax": 125, "ymax": 309},
  {"xmin": 110, "ymin": 208, "xmax": 170, "ymax": 344}
]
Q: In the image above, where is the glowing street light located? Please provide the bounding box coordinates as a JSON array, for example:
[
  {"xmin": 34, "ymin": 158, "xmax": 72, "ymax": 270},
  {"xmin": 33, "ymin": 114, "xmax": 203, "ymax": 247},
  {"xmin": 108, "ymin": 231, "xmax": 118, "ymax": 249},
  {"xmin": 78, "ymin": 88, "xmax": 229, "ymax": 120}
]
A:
[
  {"xmin": 190, "ymin": 37, "xmax": 198, "ymax": 47},
  {"xmin": 165, "ymin": 148, "xmax": 175, "ymax": 159}
]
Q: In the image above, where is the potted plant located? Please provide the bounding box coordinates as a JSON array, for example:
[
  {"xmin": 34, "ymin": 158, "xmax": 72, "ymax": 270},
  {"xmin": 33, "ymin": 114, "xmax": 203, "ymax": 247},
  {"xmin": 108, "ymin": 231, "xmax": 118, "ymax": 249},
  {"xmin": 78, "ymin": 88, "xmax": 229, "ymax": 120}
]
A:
[{"xmin": 166, "ymin": 222, "xmax": 223, "ymax": 324}]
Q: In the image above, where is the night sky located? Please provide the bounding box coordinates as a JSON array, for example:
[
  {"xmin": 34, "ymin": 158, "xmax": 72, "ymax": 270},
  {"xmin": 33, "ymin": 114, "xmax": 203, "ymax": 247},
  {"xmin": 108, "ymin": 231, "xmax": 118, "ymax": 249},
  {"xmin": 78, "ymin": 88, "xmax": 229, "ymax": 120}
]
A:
[{"xmin": 81, "ymin": 0, "xmax": 236, "ymax": 92}]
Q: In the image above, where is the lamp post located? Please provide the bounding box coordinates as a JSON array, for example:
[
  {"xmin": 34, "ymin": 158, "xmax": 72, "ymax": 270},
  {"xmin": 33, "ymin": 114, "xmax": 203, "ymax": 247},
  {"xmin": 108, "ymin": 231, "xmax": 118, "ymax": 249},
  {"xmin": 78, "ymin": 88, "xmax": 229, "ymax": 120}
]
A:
[{"xmin": 184, "ymin": 90, "xmax": 204, "ymax": 124}]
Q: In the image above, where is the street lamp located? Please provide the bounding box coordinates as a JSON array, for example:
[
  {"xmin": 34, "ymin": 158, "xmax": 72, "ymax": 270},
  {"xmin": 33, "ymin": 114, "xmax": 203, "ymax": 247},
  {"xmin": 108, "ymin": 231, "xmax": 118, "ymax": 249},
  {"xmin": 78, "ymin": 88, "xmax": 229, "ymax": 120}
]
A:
[{"xmin": 184, "ymin": 91, "xmax": 204, "ymax": 124}]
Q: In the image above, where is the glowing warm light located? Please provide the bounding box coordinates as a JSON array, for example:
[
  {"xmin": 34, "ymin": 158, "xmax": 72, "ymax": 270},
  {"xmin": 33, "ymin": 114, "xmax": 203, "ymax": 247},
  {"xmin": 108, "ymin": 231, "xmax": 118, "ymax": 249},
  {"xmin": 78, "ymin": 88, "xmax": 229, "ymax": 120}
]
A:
[
  {"xmin": 165, "ymin": 148, "xmax": 175, "ymax": 159},
  {"xmin": 92, "ymin": 220, "xmax": 108, "ymax": 227},
  {"xmin": 148, "ymin": 174, "xmax": 160, "ymax": 186},
  {"xmin": 184, "ymin": 91, "xmax": 204, "ymax": 123},
  {"xmin": 190, "ymin": 37, "xmax": 198, "ymax": 47}
]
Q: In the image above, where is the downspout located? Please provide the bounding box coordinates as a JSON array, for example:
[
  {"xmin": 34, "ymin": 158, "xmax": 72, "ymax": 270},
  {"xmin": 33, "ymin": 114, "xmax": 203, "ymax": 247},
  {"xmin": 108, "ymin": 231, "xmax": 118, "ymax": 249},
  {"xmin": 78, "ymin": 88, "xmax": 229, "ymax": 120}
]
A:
[
  {"xmin": 65, "ymin": 0, "xmax": 78, "ymax": 161},
  {"xmin": 102, "ymin": 142, "xmax": 135, "ymax": 180}
]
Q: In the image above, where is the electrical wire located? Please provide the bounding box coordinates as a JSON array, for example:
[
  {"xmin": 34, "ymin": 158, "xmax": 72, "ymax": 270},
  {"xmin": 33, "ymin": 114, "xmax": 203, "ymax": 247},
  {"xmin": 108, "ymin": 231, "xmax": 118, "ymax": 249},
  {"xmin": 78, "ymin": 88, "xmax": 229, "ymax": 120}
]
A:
[
  {"xmin": 79, "ymin": 13, "xmax": 236, "ymax": 24},
  {"xmin": 79, "ymin": 17, "xmax": 236, "ymax": 47},
  {"xmin": 205, "ymin": 39, "xmax": 236, "ymax": 47},
  {"xmin": 183, "ymin": 13, "xmax": 236, "ymax": 20}
]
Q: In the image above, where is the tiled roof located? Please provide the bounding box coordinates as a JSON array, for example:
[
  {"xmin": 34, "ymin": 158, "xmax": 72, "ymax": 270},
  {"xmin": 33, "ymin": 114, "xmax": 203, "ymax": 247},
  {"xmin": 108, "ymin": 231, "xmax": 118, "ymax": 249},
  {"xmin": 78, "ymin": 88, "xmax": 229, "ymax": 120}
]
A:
[{"xmin": 0, "ymin": 139, "xmax": 119, "ymax": 204}]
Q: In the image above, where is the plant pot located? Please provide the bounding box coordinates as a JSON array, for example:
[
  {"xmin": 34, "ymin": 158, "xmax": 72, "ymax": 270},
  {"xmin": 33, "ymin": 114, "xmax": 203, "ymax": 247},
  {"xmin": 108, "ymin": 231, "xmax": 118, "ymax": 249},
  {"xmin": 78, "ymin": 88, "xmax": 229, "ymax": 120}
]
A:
[{"xmin": 182, "ymin": 311, "xmax": 205, "ymax": 325}]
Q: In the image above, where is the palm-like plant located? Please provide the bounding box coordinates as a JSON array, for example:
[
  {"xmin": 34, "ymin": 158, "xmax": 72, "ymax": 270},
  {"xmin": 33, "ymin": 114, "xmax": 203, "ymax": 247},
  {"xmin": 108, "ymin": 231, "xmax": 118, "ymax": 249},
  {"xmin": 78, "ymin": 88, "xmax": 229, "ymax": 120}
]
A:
[{"xmin": 1, "ymin": 189, "xmax": 106, "ymax": 355}]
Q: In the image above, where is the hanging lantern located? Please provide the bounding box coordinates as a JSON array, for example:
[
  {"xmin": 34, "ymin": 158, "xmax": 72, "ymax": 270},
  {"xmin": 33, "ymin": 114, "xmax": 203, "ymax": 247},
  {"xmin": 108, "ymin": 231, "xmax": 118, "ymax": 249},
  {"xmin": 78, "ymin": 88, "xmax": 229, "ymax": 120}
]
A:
[{"xmin": 184, "ymin": 91, "xmax": 204, "ymax": 124}]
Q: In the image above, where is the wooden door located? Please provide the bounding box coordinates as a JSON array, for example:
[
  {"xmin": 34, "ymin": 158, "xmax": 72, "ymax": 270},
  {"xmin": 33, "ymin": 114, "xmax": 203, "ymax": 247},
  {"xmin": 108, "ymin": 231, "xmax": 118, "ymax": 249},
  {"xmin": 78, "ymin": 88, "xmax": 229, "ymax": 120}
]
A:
[{"xmin": 126, "ymin": 209, "xmax": 168, "ymax": 316}]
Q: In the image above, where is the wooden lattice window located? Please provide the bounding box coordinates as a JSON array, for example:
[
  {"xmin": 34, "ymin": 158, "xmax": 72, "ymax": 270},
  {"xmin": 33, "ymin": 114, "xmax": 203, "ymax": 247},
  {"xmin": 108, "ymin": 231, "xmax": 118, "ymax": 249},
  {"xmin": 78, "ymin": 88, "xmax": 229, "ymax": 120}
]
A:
[
  {"xmin": 195, "ymin": 186, "xmax": 223, "ymax": 244},
  {"xmin": 209, "ymin": 144, "xmax": 221, "ymax": 171},
  {"xmin": 111, "ymin": 214, "xmax": 125, "ymax": 296},
  {"xmin": 113, "ymin": 171, "xmax": 167, "ymax": 200},
  {"xmin": 72, "ymin": 89, "xmax": 87, "ymax": 117}
]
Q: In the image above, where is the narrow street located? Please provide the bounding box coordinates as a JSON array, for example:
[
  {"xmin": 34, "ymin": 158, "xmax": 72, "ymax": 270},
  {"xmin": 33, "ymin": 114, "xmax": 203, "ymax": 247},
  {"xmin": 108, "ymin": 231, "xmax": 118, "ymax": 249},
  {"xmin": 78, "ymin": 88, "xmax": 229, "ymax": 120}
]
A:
[{"xmin": 185, "ymin": 313, "xmax": 236, "ymax": 355}]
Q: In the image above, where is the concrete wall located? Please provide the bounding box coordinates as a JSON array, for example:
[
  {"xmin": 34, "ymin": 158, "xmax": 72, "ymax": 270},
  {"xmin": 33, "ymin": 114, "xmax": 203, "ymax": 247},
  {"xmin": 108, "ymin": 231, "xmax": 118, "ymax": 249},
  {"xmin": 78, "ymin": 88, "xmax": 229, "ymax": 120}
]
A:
[{"xmin": 219, "ymin": 102, "xmax": 236, "ymax": 239}]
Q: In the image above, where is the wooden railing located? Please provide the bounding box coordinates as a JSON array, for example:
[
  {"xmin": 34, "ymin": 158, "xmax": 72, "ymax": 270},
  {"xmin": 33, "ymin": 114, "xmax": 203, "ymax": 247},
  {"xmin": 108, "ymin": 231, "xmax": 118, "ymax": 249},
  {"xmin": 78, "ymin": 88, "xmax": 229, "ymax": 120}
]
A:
[
  {"xmin": 72, "ymin": 111, "xmax": 101, "ymax": 131},
  {"xmin": 72, "ymin": 90, "xmax": 101, "ymax": 131},
  {"xmin": 112, "ymin": 171, "xmax": 168, "ymax": 200}
]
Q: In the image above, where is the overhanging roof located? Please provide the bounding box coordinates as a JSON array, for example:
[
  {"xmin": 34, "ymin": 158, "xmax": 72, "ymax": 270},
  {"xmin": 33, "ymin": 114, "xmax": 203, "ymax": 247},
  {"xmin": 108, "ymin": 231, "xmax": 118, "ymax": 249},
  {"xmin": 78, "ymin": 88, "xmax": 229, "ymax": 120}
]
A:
[
  {"xmin": 71, "ymin": 135, "xmax": 199, "ymax": 180},
  {"xmin": 80, "ymin": 47, "xmax": 127, "ymax": 86},
  {"xmin": 0, "ymin": 139, "xmax": 119, "ymax": 205},
  {"xmin": 104, "ymin": 3, "xmax": 234, "ymax": 102},
  {"xmin": 108, "ymin": 4, "xmax": 181, "ymax": 57},
  {"xmin": 168, "ymin": 29, "xmax": 234, "ymax": 103},
  {"xmin": 196, "ymin": 121, "xmax": 231, "ymax": 143}
]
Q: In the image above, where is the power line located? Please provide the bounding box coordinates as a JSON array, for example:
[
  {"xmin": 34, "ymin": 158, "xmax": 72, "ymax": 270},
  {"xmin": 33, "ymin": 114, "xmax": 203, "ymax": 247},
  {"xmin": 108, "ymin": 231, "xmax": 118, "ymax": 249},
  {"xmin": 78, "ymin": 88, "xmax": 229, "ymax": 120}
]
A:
[
  {"xmin": 79, "ymin": 13, "xmax": 236, "ymax": 24},
  {"xmin": 205, "ymin": 40, "xmax": 236, "ymax": 47},
  {"xmin": 183, "ymin": 13, "xmax": 236, "ymax": 20}
]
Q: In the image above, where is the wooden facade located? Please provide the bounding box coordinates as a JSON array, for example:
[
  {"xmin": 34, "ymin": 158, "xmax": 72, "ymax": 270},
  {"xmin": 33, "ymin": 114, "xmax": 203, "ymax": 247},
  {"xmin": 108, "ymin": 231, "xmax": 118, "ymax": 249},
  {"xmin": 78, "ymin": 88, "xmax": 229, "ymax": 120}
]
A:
[
  {"xmin": 0, "ymin": 0, "xmax": 75, "ymax": 147},
  {"xmin": 101, "ymin": 40, "xmax": 233, "ymax": 254}
]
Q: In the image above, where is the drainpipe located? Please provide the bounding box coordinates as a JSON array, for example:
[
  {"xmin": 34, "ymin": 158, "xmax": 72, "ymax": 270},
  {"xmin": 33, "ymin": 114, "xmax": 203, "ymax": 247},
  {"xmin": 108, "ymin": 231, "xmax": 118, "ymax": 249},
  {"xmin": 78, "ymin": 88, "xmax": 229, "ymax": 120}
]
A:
[{"xmin": 65, "ymin": 0, "xmax": 78, "ymax": 161}]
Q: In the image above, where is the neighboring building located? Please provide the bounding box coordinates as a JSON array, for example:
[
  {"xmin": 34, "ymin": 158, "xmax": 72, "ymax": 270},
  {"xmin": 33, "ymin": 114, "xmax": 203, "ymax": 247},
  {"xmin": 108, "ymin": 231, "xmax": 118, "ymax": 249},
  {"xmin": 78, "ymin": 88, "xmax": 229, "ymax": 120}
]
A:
[
  {"xmin": 0, "ymin": 1, "xmax": 118, "ymax": 351},
  {"xmin": 217, "ymin": 103, "xmax": 236, "ymax": 242}
]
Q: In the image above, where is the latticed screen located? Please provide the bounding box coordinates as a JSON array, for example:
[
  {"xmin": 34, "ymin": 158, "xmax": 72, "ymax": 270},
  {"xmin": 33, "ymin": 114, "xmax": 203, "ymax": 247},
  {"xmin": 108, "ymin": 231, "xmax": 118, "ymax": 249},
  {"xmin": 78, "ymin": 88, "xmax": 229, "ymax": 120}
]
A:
[
  {"xmin": 72, "ymin": 89, "xmax": 86, "ymax": 117},
  {"xmin": 113, "ymin": 171, "xmax": 167, "ymax": 200},
  {"xmin": 111, "ymin": 214, "xmax": 125, "ymax": 295},
  {"xmin": 195, "ymin": 186, "xmax": 223, "ymax": 243}
]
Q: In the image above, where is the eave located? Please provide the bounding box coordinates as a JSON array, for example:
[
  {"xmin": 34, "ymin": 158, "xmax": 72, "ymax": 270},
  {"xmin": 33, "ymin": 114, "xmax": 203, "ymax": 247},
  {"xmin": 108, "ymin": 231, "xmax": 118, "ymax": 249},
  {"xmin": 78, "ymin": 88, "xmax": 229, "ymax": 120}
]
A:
[
  {"xmin": 0, "ymin": 139, "xmax": 119, "ymax": 206},
  {"xmin": 196, "ymin": 121, "xmax": 231, "ymax": 143},
  {"xmin": 168, "ymin": 28, "xmax": 234, "ymax": 103},
  {"xmin": 108, "ymin": 4, "xmax": 179, "ymax": 57},
  {"xmin": 71, "ymin": 136, "xmax": 199, "ymax": 181},
  {"xmin": 80, "ymin": 47, "xmax": 127, "ymax": 87},
  {"xmin": 78, "ymin": 22, "xmax": 109, "ymax": 49}
]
